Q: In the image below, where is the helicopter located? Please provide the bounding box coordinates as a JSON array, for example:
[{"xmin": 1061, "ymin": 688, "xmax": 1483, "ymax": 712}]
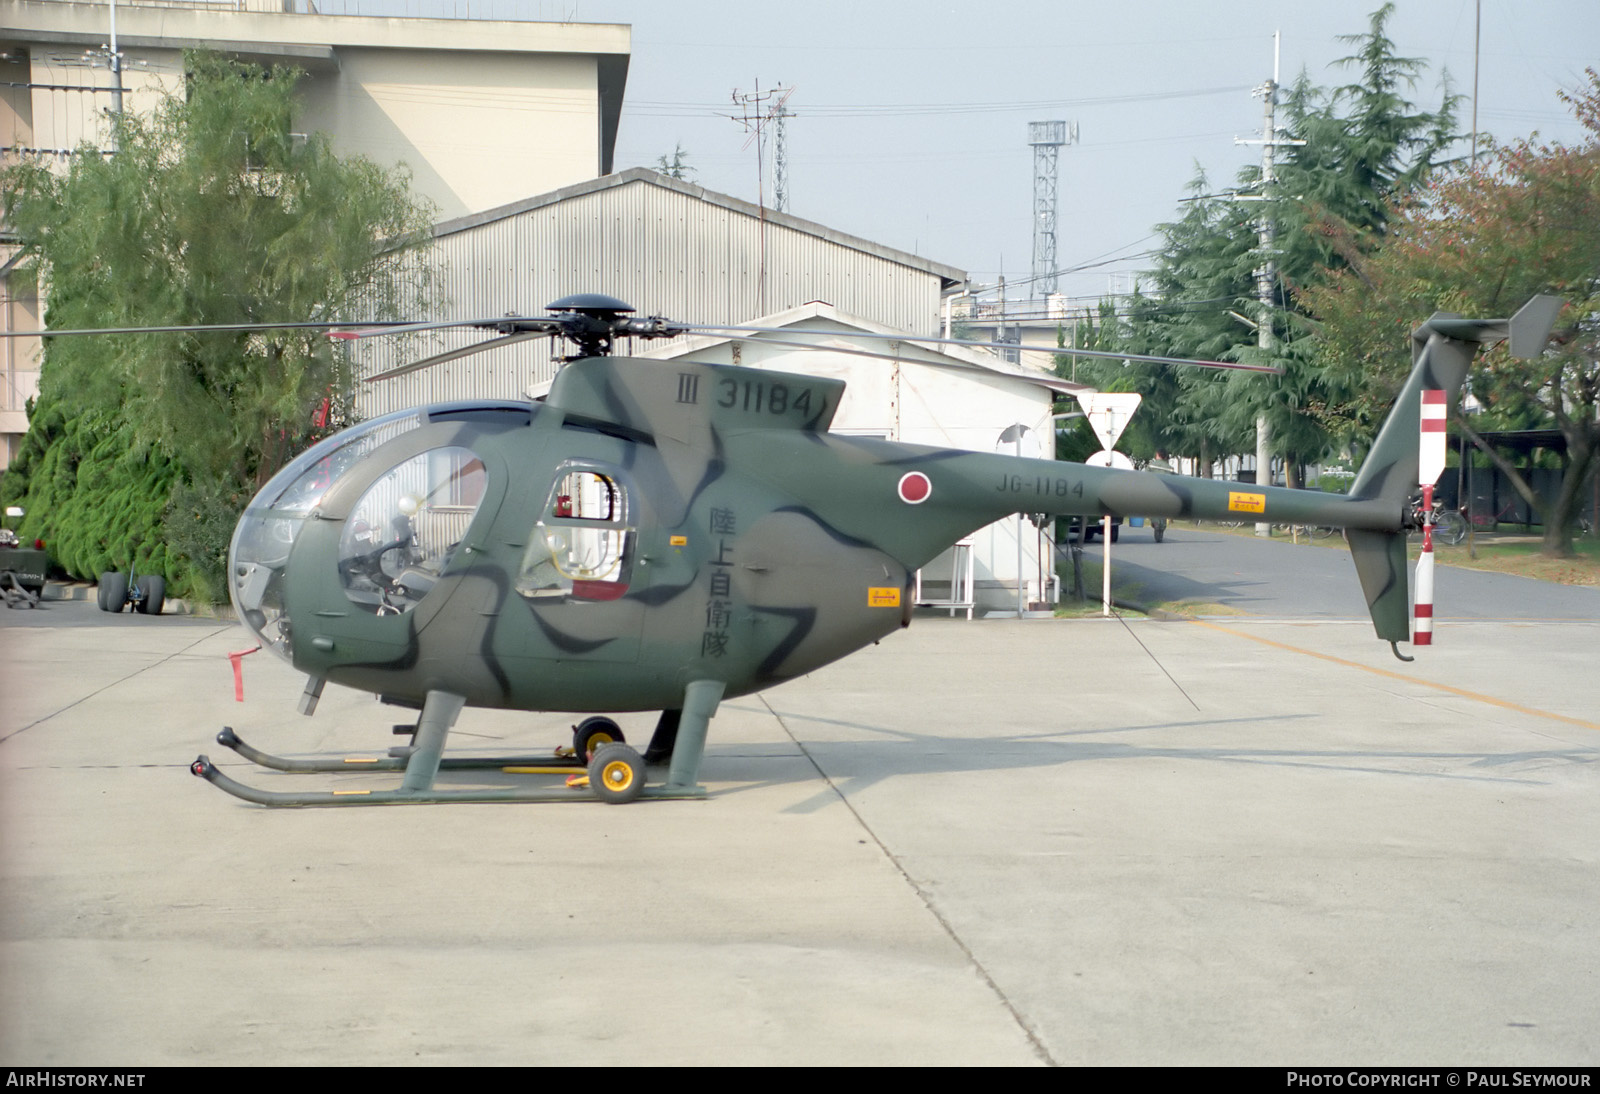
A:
[{"xmin": 9, "ymin": 293, "xmax": 1563, "ymax": 806}]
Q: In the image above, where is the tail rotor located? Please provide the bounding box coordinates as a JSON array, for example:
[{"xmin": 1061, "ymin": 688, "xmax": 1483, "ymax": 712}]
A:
[{"xmin": 1346, "ymin": 295, "xmax": 1562, "ymax": 660}]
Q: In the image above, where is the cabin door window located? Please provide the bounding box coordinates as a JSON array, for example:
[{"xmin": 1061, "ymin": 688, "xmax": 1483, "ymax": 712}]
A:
[{"xmin": 516, "ymin": 465, "xmax": 634, "ymax": 601}]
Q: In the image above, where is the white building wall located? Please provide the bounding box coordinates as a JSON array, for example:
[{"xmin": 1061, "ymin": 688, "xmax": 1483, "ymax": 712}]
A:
[
  {"xmin": 3, "ymin": 2, "xmax": 627, "ymax": 218},
  {"xmin": 292, "ymin": 48, "xmax": 604, "ymax": 221}
]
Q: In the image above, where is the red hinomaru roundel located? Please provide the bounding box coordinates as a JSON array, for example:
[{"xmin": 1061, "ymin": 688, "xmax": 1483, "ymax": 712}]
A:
[{"xmin": 897, "ymin": 471, "xmax": 931, "ymax": 505}]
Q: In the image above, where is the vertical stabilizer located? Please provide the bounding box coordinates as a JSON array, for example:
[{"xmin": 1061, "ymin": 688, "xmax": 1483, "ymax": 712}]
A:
[
  {"xmin": 1347, "ymin": 529, "xmax": 1411, "ymax": 643},
  {"xmin": 1346, "ymin": 296, "xmax": 1561, "ymax": 647}
]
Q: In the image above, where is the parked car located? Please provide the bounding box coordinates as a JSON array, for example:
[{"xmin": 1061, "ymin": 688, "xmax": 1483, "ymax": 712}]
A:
[{"xmin": 1063, "ymin": 514, "xmax": 1122, "ymax": 543}]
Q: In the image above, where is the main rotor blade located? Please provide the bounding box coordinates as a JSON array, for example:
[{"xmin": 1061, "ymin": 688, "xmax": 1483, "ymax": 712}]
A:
[
  {"xmin": 0, "ymin": 320, "xmax": 420, "ymax": 338},
  {"xmin": 0, "ymin": 316, "xmax": 559, "ymax": 340},
  {"xmin": 674, "ymin": 323, "xmax": 1282, "ymax": 373},
  {"xmin": 5, "ymin": 314, "xmax": 1282, "ymax": 375},
  {"xmin": 333, "ymin": 317, "xmax": 561, "ymax": 339},
  {"xmin": 1042, "ymin": 345, "xmax": 1280, "ymax": 373},
  {"xmin": 673, "ymin": 334, "xmax": 1093, "ymax": 390},
  {"xmin": 363, "ymin": 330, "xmax": 548, "ymax": 382}
]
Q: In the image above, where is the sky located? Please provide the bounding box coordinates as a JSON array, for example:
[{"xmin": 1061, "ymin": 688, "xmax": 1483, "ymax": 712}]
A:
[{"xmin": 368, "ymin": 0, "xmax": 1597, "ymax": 308}]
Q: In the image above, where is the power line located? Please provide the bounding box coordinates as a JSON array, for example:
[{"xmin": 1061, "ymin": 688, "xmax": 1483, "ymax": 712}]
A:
[{"xmin": 625, "ymin": 85, "xmax": 1251, "ymax": 119}]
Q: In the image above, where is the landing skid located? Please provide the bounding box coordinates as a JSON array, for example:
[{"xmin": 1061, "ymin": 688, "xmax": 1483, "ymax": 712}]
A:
[
  {"xmin": 188, "ymin": 754, "xmax": 704, "ymax": 806},
  {"xmin": 191, "ymin": 684, "xmax": 725, "ymax": 808},
  {"xmin": 212, "ymin": 725, "xmax": 583, "ymax": 774}
]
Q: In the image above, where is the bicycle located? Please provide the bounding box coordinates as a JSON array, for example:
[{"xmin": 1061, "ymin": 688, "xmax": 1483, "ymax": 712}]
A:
[
  {"xmin": 1432, "ymin": 508, "xmax": 1469, "ymax": 546},
  {"xmin": 1405, "ymin": 498, "xmax": 1468, "ymax": 546},
  {"xmin": 1464, "ymin": 499, "xmax": 1522, "ymax": 531},
  {"xmin": 1273, "ymin": 522, "xmax": 1338, "ymax": 541}
]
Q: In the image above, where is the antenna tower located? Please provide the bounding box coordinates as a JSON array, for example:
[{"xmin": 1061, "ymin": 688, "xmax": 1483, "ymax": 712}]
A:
[
  {"xmin": 773, "ymin": 95, "xmax": 793, "ymax": 212},
  {"xmin": 1028, "ymin": 119, "xmax": 1077, "ymax": 300}
]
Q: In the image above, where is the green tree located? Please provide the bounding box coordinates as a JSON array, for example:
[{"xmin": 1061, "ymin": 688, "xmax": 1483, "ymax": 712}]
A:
[
  {"xmin": 1056, "ymin": 221, "xmax": 1251, "ymax": 475},
  {"xmin": 1, "ymin": 53, "xmax": 435, "ymax": 600},
  {"xmin": 1058, "ymin": 174, "xmax": 1263, "ymax": 476},
  {"xmin": 1250, "ymin": 3, "xmax": 1458, "ymax": 480},
  {"xmin": 1074, "ymin": 5, "xmax": 1458, "ymax": 486},
  {"xmin": 1272, "ymin": 5, "xmax": 1460, "ymax": 282},
  {"xmin": 655, "ymin": 143, "xmax": 696, "ymax": 180},
  {"xmin": 1306, "ymin": 70, "xmax": 1600, "ymax": 558}
]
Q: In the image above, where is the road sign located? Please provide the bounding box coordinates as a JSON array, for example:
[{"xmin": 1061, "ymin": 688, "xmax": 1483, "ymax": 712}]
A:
[
  {"xmin": 1086, "ymin": 449, "xmax": 1135, "ymax": 470},
  {"xmin": 1077, "ymin": 393, "xmax": 1142, "ymax": 451}
]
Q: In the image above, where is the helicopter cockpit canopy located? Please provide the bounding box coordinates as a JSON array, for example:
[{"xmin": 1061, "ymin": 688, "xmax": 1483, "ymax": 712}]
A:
[
  {"xmin": 336, "ymin": 445, "xmax": 484, "ymax": 615},
  {"xmin": 229, "ymin": 405, "xmax": 494, "ymax": 662}
]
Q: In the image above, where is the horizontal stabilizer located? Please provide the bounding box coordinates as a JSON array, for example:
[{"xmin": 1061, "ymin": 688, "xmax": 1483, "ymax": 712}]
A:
[{"xmin": 1509, "ymin": 295, "xmax": 1565, "ymax": 359}]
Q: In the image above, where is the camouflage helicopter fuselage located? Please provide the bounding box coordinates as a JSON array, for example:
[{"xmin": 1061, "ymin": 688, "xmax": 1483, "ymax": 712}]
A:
[
  {"xmin": 237, "ymin": 355, "xmax": 1407, "ymax": 717},
  {"xmin": 209, "ymin": 299, "xmax": 1557, "ymax": 804}
]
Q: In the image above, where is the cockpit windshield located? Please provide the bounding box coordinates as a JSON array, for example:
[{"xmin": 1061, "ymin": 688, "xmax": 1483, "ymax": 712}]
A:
[
  {"xmin": 337, "ymin": 446, "xmax": 485, "ymax": 616},
  {"xmin": 229, "ymin": 407, "xmax": 429, "ymax": 661}
]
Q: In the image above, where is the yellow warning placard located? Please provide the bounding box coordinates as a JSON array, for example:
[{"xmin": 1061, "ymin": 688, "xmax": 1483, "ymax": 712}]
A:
[
  {"xmin": 669, "ymin": 535, "xmax": 688, "ymax": 547},
  {"xmin": 868, "ymin": 587, "xmax": 901, "ymax": 608},
  {"xmin": 1227, "ymin": 491, "xmax": 1266, "ymax": 514}
]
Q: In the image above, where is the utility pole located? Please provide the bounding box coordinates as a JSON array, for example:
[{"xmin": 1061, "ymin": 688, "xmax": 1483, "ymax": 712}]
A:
[
  {"xmin": 1233, "ymin": 32, "xmax": 1303, "ymax": 534},
  {"xmin": 1470, "ymin": 0, "xmax": 1481, "ymax": 165},
  {"xmin": 730, "ymin": 82, "xmax": 795, "ymax": 211},
  {"xmin": 104, "ymin": 0, "xmax": 124, "ymax": 146},
  {"xmin": 107, "ymin": 0, "xmax": 123, "ymax": 117},
  {"xmin": 1253, "ymin": 61, "xmax": 1275, "ymax": 535},
  {"xmin": 730, "ymin": 82, "xmax": 794, "ymax": 313},
  {"xmin": 996, "ymin": 274, "xmax": 1017, "ymax": 364}
]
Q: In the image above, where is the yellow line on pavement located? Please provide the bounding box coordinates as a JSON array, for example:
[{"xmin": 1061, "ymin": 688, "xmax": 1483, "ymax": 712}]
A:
[{"xmin": 1190, "ymin": 619, "xmax": 1600, "ymax": 731}]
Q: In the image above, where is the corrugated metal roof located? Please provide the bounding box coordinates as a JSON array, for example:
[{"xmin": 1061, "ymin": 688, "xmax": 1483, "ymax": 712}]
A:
[
  {"xmin": 431, "ymin": 168, "xmax": 968, "ymax": 291},
  {"xmin": 355, "ymin": 170, "xmax": 974, "ymax": 418}
]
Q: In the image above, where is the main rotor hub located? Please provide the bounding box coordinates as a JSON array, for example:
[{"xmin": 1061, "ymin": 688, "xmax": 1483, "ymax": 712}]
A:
[
  {"xmin": 536, "ymin": 295, "xmax": 685, "ymax": 361},
  {"xmin": 546, "ymin": 293, "xmax": 635, "ymax": 322}
]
